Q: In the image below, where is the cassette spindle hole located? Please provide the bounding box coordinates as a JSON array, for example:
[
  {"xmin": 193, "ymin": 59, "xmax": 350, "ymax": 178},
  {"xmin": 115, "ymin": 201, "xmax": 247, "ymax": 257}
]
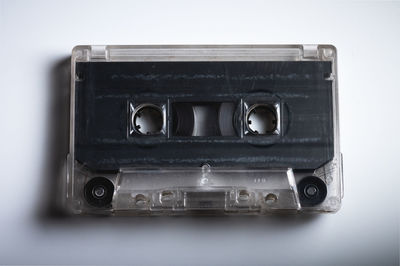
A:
[
  {"xmin": 132, "ymin": 104, "xmax": 163, "ymax": 135},
  {"xmin": 246, "ymin": 104, "xmax": 277, "ymax": 135}
]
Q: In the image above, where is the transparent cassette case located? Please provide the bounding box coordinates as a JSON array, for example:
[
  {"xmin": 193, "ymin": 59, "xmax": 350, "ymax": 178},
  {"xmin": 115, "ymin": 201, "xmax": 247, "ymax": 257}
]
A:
[{"xmin": 68, "ymin": 45, "xmax": 343, "ymax": 215}]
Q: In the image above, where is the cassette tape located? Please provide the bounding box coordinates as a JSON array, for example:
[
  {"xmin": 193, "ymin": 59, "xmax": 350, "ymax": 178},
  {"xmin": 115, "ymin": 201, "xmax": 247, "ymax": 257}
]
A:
[{"xmin": 67, "ymin": 45, "xmax": 343, "ymax": 215}]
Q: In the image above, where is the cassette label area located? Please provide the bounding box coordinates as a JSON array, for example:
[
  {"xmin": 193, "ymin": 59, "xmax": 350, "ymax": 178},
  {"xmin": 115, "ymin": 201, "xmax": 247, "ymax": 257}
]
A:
[{"xmin": 75, "ymin": 61, "xmax": 333, "ymax": 170}]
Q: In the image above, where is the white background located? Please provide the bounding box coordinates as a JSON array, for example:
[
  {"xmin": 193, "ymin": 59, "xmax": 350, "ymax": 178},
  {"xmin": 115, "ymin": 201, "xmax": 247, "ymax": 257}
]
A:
[{"xmin": 0, "ymin": 0, "xmax": 399, "ymax": 265}]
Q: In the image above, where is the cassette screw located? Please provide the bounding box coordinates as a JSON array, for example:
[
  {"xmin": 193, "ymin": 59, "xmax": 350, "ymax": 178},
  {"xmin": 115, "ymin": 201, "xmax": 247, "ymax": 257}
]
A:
[
  {"xmin": 304, "ymin": 184, "xmax": 318, "ymax": 198},
  {"xmin": 84, "ymin": 177, "xmax": 114, "ymax": 207},
  {"xmin": 297, "ymin": 176, "xmax": 327, "ymax": 207},
  {"xmin": 93, "ymin": 186, "xmax": 105, "ymax": 198}
]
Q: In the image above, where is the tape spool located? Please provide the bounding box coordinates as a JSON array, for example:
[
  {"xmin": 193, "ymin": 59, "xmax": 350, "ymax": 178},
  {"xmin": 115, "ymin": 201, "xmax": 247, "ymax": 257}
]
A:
[
  {"xmin": 218, "ymin": 102, "xmax": 236, "ymax": 136},
  {"xmin": 172, "ymin": 103, "xmax": 195, "ymax": 136}
]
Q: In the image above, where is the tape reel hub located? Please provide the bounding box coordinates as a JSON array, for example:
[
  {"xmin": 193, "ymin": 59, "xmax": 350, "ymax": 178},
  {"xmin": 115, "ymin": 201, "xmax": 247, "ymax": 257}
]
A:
[
  {"xmin": 132, "ymin": 104, "xmax": 163, "ymax": 135},
  {"xmin": 246, "ymin": 104, "xmax": 277, "ymax": 135}
]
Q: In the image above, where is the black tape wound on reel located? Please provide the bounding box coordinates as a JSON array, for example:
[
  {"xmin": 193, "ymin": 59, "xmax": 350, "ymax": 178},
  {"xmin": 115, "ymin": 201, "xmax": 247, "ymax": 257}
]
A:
[
  {"xmin": 172, "ymin": 102, "xmax": 237, "ymax": 137},
  {"xmin": 218, "ymin": 102, "xmax": 237, "ymax": 136},
  {"xmin": 172, "ymin": 103, "xmax": 195, "ymax": 136}
]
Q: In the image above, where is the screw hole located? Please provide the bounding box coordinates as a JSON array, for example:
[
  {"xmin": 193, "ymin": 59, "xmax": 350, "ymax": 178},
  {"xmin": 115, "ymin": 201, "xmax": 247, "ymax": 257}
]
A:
[
  {"xmin": 160, "ymin": 191, "xmax": 174, "ymax": 202},
  {"xmin": 265, "ymin": 193, "xmax": 278, "ymax": 204},
  {"xmin": 238, "ymin": 190, "xmax": 250, "ymax": 201},
  {"xmin": 135, "ymin": 194, "xmax": 148, "ymax": 206}
]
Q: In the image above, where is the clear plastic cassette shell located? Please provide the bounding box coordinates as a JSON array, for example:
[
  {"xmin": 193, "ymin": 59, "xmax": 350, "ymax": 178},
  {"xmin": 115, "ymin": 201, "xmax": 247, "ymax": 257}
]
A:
[{"xmin": 67, "ymin": 45, "xmax": 343, "ymax": 215}]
